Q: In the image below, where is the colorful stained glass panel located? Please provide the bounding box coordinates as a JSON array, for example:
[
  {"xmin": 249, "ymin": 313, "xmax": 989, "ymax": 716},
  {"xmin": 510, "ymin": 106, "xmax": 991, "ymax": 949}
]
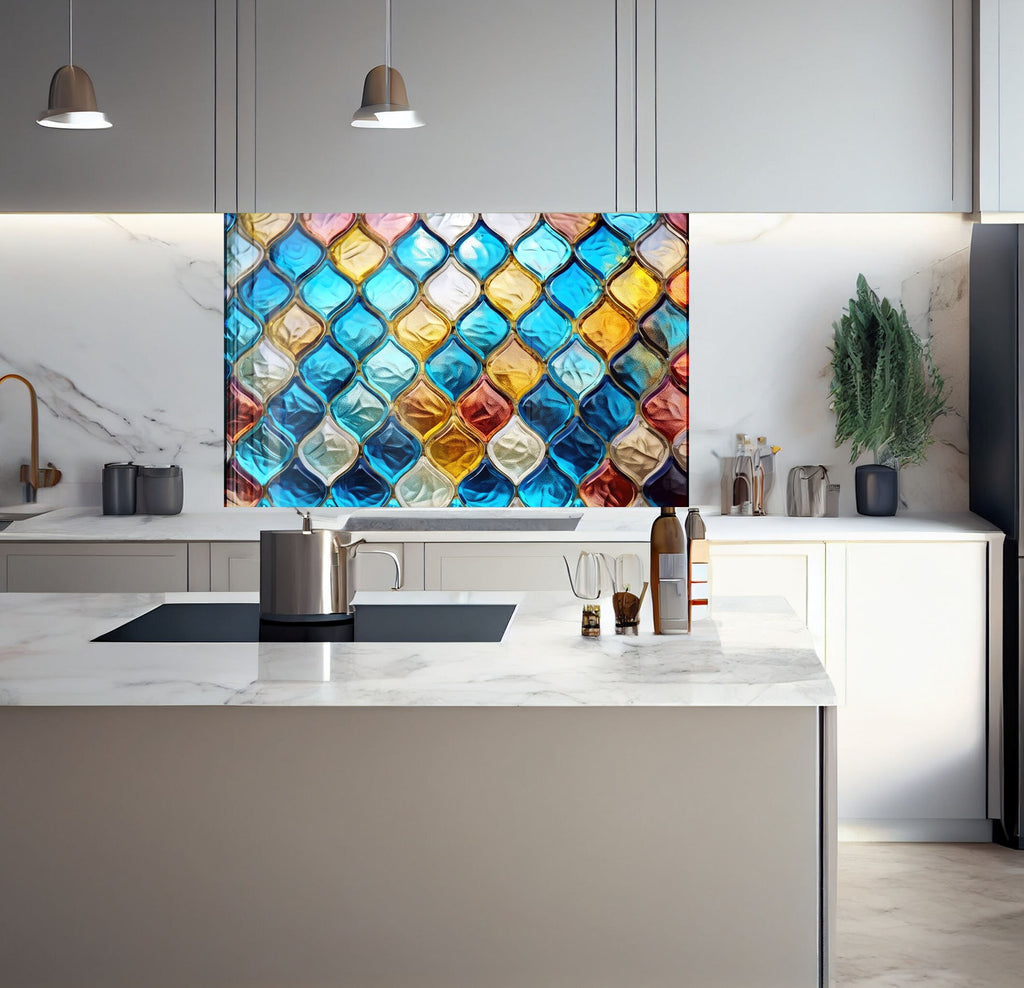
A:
[{"xmin": 225, "ymin": 213, "xmax": 689, "ymax": 507}]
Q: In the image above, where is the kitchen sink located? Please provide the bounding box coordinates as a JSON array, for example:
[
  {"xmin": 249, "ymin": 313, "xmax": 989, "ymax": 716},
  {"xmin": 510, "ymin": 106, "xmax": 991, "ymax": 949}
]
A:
[
  {"xmin": 94, "ymin": 602, "xmax": 516, "ymax": 644},
  {"xmin": 343, "ymin": 509, "xmax": 582, "ymax": 532}
]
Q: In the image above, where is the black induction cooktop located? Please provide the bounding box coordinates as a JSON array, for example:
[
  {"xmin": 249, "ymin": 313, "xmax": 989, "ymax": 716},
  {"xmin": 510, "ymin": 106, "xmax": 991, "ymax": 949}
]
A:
[{"xmin": 93, "ymin": 602, "xmax": 516, "ymax": 644}]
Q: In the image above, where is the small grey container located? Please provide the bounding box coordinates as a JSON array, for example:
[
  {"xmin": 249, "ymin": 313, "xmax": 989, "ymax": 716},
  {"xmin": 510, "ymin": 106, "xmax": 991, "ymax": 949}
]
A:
[
  {"xmin": 137, "ymin": 465, "xmax": 183, "ymax": 515},
  {"xmin": 102, "ymin": 462, "xmax": 137, "ymax": 515}
]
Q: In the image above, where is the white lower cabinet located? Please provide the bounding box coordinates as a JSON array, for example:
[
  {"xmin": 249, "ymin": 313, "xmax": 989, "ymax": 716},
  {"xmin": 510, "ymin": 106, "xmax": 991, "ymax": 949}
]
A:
[
  {"xmin": 0, "ymin": 543, "xmax": 188, "ymax": 593},
  {"xmin": 836, "ymin": 541, "xmax": 989, "ymax": 841},
  {"xmin": 207, "ymin": 541, "xmax": 425, "ymax": 592},
  {"xmin": 423, "ymin": 542, "xmax": 649, "ymax": 592}
]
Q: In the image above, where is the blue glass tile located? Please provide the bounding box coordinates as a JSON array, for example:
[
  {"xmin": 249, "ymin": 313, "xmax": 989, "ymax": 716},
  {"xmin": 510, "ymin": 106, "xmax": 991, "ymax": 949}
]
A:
[
  {"xmin": 610, "ymin": 338, "xmax": 664, "ymax": 398},
  {"xmin": 267, "ymin": 460, "xmax": 327, "ymax": 506},
  {"xmin": 642, "ymin": 457, "xmax": 688, "ymax": 506},
  {"xmin": 267, "ymin": 380, "xmax": 327, "ymax": 443},
  {"xmin": 362, "ymin": 339, "xmax": 418, "ymax": 402},
  {"xmin": 363, "ymin": 416, "xmax": 422, "ymax": 482},
  {"xmin": 519, "ymin": 459, "xmax": 575, "ymax": 507},
  {"xmin": 517, "ymin": 299, "xmax": 571, "ymax": 359},
  {"xmin": 547, "ymin": 262, "xmax": 602, "ymax": 319},
  {"xmin": 362, "ymin": 261, "xmax": 417, "ymax": 319},
  {"xmin": 330, "ymin": 456, "xmax": 390, "ymax": 507},
  {"xmin": 233, "ymin": 419, "xmax": 294, "ymax": 485},
  {"xmin": 641, "ymin": 299, "xmax": 689, "ymax": 356},
  {"xmin": 456, "ymin": 299, "xmax": 510, "ymax": 358},
  {"xmin": 604, "ymin": 213, "xmax": 659, "ymax": 242},
  {"xmin": 299, "ymin": 340, "xmax": 355, "ymax": 401},
  {"xmin": 549, "ymin": 420, "xmax": 605, "ymax": 483},
  {"xmin": 576, "ymin": 224, "xmax": 630, "ymax": 279},
  {"xmin": 238, "ymin": 264, "xmax": 292, "ymax": 319},
  {"xmin": 426, "ymin": 337, "xmax": 481, "ymax": 399},
  {"xmin": 329, "ymin": 380, "xmax": 388, "ymax": 442},
  {"xmin": 225, "ymin": 214, "xmax": 235, "ymax": 231},
  {"xmin": 454, "ymin": 223, "xmax": 508, "ymax": 280},
  {"xmin": 299, "ymin": 263, "xmax": 355, "ymax": 319},
  {"xmin": 579, "ymin": 377, "xmax": 635, "ymax": 441},
  {"xmin": 225, "ymin": 299, "xmax": 262, "ymax": 360},
  {"xmin": 513, "ymin": 223, "xmax": 571, "ymax": 280},
  {"xmin": 548, "ymin": 339, "xmax": 604, "ymax": 399},
  {"xmin": 269, "ymin": 226, "xmax": 325, "ymax": 281},
  {"xmin": 331, "ymin": 302, "xmax": 387, "ymax": 359},
  {"xmin": 393, "ymin": 224, "xmax": 448, "ymax": 279},
  {"xmin": 519, "ymin": 378, "xmax": 574, "ymax": 442},
  {"xmin": 458, "ymin": 460, "xmax": 515, "ymax": 507}
]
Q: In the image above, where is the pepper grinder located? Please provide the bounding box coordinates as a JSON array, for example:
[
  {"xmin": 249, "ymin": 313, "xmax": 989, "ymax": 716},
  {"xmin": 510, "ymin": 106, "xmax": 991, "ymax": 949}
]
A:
[{"xmin": 650, "ymin": 506, "xmax": 687, "ymax": 634}]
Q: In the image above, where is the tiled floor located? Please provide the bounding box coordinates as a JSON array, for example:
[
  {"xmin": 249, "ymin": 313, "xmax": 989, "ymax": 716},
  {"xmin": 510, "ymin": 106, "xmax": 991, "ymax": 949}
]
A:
[{"xmin": 837, "ymin": 843, "xmax": 1024, "ymax": 986}]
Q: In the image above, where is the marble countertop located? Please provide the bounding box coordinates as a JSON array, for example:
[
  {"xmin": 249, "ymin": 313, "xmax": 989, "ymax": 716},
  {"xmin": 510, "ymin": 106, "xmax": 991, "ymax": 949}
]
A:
[
  {"xmin": 0, "ymin": 590, "xmax": 836, "ymax": 708},
  {"xmin": 0, "ymin": 505, "xmax": 1003, "ymax": 544}
]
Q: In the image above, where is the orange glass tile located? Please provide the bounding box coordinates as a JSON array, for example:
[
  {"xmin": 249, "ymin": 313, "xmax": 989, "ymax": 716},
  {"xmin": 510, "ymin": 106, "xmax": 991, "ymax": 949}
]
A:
[
  {"xmin": 485, "ymin": 335, "xmax": 543, "ymax": 400},
  {"xmin": 456, "ymin": 378, "xmax": 513, "ymax": 441},
  {"xmin": 329, "ymin": 226, "xmax": 386, "ymax": 282},
  {"xmin": 580, "ymin": 301, "xmax": 633, "ymax": 359},
  {"xmin": 485, "ymin": 261, "xmax": 540, "ymax": 318},
  {"xmin": 543, "ymin": 213, "xmax": 599, "ymax": 243},
  {"xmin": 266, "ymin": 302, "xmax": 326, "ymax": 358},
  {"xmin": 671, "ymin": 348, "xmax": 688, "ymax": 390},
  {"xmin": 394, "ymin": 300, "xmax": 450, "ymax": 360},
  {"xmin": 579, "ymin": 460, "xmax": 637, "ymax": 507},
  {"xmin": 226, "ymin": 460, "xmax": 262, "ymax": 506},
  {"xmin": 363, "ymin": 213, "xmax": 416, "ymax": 244},
  {"xmin": 300, "ymin": 213, "xmax": 354, "ymax": 245},
  {"xmin": 608, "ymin": 261, "xmax": 661, "ymax": 317},
  {"xmin": 394, "ymin": 377, "xmax": 451, "ymax": 439},
  {"xmin": 668, "ymin": 268, "xmax": 688, "ymax": 307},
  {"xmin": 426, "ymin": 421, "xmax": 485, "ymax": 482},
  {"xmin": 227, "ymin": 379, "xmax": 262, "ymax": 444},
  {"xmin": 641, "ymin": 380, "xmax": 688, "ymax": 442},
  {"xmin": 240, "ymin": 213, "xmax": 293, "ymax": 247}
]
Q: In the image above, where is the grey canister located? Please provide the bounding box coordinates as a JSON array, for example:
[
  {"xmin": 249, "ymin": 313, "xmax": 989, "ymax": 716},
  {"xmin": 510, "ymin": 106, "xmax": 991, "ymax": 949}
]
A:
[
  {"xmin": 102, "ymin": 462, "xmax": 137, "ymax": 515},
  {"xmin": 137, "ymin": 465, "xmax": 184, "ymax": 515}
]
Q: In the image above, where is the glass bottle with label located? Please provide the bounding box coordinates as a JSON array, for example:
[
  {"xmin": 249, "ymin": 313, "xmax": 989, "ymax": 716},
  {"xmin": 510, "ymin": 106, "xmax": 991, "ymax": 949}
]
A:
[{"xmin": 651, "ymin": 506, "xmax": 687, "ymax": 634}]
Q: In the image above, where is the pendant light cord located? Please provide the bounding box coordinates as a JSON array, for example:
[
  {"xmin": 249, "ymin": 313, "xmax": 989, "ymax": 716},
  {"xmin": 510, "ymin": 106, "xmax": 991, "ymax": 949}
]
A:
[
  {"xmin": 384, "ymin": 0, "xmax": 391, "ymax": 106},
  {"xmin": 69, "ymin": 0, "xmax": 74, "ymax": 66}
]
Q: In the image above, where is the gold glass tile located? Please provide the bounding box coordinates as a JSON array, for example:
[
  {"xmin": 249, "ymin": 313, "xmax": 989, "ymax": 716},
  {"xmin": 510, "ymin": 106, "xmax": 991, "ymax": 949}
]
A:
[
  {"xmin": 394, "ymin": 377, "xmax": 451, "ymax": 439},
  {"xmin": 608, "ymin": 261, "xmax": 661, "ymax": 317},
  {"xmin": 328, "ymin": 226, "xmax": 386, "ymax": 282},
  {"xmin": 266, "ymin": 301, "xmax": 326, "ymax": 358},
  {"xmin": 240, "ymin": 213, "xmax": 293, "ymax": 247},
  {"xmin": 486, "ymin": 261, "xmax": 540, "ymax": 318},
  {"xmin": 394, "ymin": 300, "xmax": 450, "ymax": 360},
  {"xmin": 580, "ymin": 301, "xmax": 633, "ymax": 359},
  {"xmin": 485, "ymin": 336, "xmax": 543, "ymax": 400},
  {"xmin": 426, "ymin": 421, "xmax": 485, "ymax": 482}
]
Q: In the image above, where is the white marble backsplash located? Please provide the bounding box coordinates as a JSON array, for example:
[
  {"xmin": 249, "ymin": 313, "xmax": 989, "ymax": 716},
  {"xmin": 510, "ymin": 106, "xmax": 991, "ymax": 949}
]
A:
[{"xmin": 0, "ymin": 211, "xmax": 974, "ymax": 516}]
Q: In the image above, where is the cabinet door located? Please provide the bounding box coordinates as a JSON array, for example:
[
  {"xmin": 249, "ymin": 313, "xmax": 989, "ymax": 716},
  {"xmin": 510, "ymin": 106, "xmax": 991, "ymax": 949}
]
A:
[
  {"xmin": 708, "ymin": 543, "xmax": 825, "ymax": 658},
  {"xmin": 982, "ymin": 0, "xmax": 1024, "ymax": 209},
  {"xmin": 0, "ymin": 0, "xmax": 215, "ymax": 211},
  {"xmin": 424, "ymin": 542, "xmax": 648, "ymax": 592},
  {"xmin": 657, "ymin": 0, "xmax": 971, "ymax": 211},
  {"xmin": 209, "ymin": 541, "xmax": 425, "ymax": 591},
  {"xmin": 838, "ymin": 542, "xmax": 988, "ymax": 837},
  {"xmin": 1, "ymin": 543, "xmax": 188, "ymax": 592},
  {"xmin": 248, "ymin": 0, "xmax": 616, "ymax": 211}
]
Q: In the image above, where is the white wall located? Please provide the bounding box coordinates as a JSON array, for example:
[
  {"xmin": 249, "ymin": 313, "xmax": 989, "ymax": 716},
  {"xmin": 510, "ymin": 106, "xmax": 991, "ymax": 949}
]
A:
[{"xmin": 0, "ymin": 212, "xmax": 973, "ymax": 514}]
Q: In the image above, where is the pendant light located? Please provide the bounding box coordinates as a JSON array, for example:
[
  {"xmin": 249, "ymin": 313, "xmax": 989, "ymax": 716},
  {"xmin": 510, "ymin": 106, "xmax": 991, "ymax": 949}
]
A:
[
  {"xmin": 351, "ymin": 0, "xmax": 423, "ymax": 129},
  {"xmin": 37, "ymin": 0, "xmax": 112, "ymax": 129}
]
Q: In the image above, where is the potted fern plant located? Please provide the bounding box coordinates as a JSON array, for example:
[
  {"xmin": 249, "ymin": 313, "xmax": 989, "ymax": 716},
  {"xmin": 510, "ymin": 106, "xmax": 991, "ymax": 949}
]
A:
[{"xmin": 829, "ymin": 274, "xmax": 947, "ymax": 515}]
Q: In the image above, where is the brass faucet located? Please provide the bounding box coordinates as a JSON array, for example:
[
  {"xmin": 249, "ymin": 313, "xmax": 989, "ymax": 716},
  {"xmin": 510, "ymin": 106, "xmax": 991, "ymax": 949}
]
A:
[{"xmin": 0, "ymin": 374, "xmax": 62, "ymax": 503}]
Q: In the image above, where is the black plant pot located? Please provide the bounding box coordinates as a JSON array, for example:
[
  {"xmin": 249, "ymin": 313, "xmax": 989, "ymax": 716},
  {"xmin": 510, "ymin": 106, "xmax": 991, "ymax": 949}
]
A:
[{"xmin": 855, "ymin": 464, "xmax": 899, "ymax": 516}]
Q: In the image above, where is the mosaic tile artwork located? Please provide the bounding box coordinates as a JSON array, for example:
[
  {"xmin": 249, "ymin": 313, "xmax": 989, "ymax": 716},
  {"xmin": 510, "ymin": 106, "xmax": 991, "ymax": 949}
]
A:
[{"xmin": 225, "ymin": 213, "xmax": 688, "ymax": 507}]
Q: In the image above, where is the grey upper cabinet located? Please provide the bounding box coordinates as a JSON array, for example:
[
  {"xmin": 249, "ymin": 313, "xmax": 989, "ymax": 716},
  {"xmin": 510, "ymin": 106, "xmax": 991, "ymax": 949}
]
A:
[
  {"xmin": 977, "ymin": 0, "xmax": 1024, "ymax": 213},
  {"xmin": 244, "ymin": 0, "xmax": 617, "ymax": 212},
  {"xmin": 0, "ymin": 0, "xmax": 215, "ymax": 212},
  {"xmin": 655, "ymin": 0, "xmax": 972, "ymax": 212}
]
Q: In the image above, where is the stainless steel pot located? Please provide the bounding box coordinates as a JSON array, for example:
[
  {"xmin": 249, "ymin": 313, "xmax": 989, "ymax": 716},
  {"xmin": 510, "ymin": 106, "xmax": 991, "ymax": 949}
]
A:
[{"xmin": 259, "ymin": 511, "xmax": 402, "ymax": 618}]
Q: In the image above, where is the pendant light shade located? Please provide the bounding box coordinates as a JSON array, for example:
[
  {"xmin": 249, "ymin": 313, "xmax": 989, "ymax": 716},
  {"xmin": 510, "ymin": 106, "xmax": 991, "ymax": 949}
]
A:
[
  {"xmin": 37, "ymin": 65, "xmax": 111, "ymax": 129},
  {"xmin": 351, "ymin": 65, "xmax": 423, "ymax": 129},
  {"xmin": 351, "ymin": 0, "xmax": 423, "ymax": 129},
  {"xmin": 37, "ymin": 0, "xmax": 111, "ymax": 130}
]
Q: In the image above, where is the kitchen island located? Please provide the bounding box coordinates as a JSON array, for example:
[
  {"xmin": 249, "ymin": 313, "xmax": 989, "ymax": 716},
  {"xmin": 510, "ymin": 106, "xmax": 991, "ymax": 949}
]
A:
[{"xmin": 0, "ymin": 591, "xmax": 836, "ymax": 988}]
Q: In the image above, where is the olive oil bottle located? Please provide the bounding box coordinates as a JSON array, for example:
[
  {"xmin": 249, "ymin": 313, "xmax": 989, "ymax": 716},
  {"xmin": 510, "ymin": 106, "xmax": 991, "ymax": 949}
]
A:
[{"xmin": 650, "ymin": 506, "xmax": 687, "ymax": 634}]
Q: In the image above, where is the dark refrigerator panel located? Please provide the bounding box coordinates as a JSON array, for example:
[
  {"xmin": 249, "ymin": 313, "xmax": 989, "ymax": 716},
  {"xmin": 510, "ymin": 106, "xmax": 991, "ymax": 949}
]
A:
[{"xmin": 969, "ymin": 224, "xmax": 1020, "ymax": 540}]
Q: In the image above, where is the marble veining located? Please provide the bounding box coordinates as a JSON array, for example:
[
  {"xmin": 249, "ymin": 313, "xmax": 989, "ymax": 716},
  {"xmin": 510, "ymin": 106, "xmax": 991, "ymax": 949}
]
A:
[{"xmin": 0, "ymin": 591, "xmax": 836, "ymax": 707}]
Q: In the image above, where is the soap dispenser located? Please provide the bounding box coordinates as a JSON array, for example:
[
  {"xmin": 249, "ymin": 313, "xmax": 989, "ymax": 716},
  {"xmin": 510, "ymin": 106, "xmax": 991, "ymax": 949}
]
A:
[{"xmin": 650, "ymin": 506, "xmax": 687, "ymax": 634}]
